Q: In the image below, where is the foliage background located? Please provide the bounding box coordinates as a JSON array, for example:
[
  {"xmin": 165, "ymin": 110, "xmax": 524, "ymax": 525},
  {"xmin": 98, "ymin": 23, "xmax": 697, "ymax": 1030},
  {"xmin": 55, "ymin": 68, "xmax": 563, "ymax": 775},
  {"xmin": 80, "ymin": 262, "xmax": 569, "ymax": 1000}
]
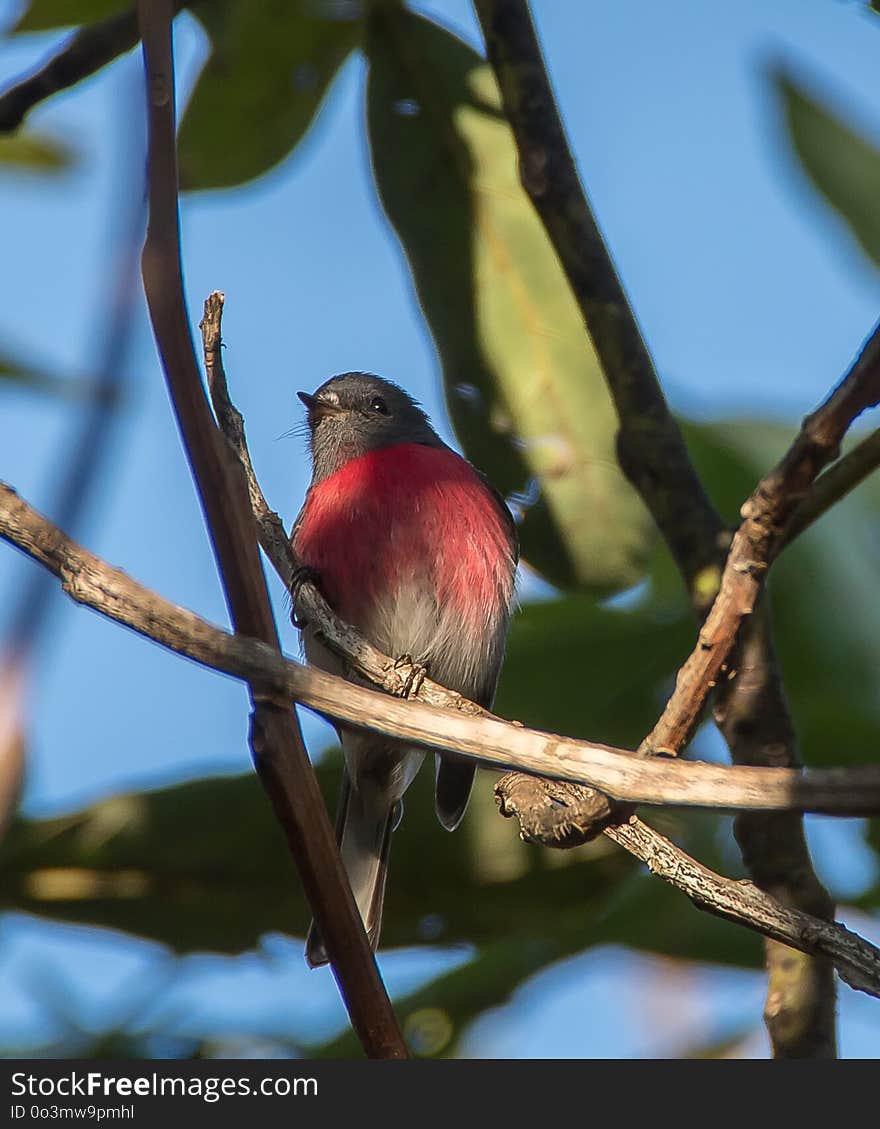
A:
[{"xmin": 1, "ymin": 0, "xmax": 880, "ymax": 1057}]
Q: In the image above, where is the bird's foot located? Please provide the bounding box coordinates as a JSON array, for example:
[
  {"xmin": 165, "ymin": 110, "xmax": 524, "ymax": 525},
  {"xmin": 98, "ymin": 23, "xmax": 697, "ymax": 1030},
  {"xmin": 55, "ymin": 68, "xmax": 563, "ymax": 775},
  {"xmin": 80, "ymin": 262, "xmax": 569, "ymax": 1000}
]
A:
[
  {"xmin": 290, "ymin": 564, "xmax": 322, "ymax": 628},
  {"xmin": 392, "ymin": 653, "xmax": 427, "ymax": 699}
]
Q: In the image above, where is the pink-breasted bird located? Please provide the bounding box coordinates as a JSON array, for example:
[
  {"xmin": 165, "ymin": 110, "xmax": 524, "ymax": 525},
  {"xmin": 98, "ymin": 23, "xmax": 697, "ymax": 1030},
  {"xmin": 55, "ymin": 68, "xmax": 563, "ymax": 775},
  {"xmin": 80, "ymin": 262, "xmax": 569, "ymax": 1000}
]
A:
[{"xmin": 291, "ymin": 372, "xmax": 518, "ymax": 966}]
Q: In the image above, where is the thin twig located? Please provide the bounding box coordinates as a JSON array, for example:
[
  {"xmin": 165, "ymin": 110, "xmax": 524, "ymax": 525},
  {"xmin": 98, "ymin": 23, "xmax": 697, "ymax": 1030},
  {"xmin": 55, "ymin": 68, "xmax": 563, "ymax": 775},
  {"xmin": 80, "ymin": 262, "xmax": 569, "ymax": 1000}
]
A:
[
  {"xmin": 135, "ymin": 1, "xmax": 406, "ymax": 1060},
  {"xmin": 784, "ymin": 427, "xmax": 880, "ymax": 544},
  {"xmin": 603, "ymin": 817, "xmax": 880, "ymax": 1000}
]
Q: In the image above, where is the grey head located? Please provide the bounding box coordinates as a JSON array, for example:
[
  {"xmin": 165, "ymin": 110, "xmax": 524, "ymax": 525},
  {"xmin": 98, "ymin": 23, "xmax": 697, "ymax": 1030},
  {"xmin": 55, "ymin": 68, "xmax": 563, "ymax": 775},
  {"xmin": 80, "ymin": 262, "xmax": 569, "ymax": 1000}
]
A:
[{"xmin": 298, "ymin": 372, "xmax": 444, "ymax": 483}]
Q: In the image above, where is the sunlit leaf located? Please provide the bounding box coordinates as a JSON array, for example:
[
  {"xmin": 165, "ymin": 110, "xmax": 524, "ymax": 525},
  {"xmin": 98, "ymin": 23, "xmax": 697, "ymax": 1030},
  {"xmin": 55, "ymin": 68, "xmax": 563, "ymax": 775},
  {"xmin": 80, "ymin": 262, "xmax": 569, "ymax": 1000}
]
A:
[
  {"xmin": 366, "ymin": 7, "xmax": 654, "ymax": 595},
  {"xmin": 776, "ymin": 68, "xmax": 880, "ymax": 271},
  {"xmin": 178, "ymin": 0, "xmax": 360, "ymax": 190},
  {"xmin": 12, "ymin": 0, "xmax": 128, "ymax": 32}
]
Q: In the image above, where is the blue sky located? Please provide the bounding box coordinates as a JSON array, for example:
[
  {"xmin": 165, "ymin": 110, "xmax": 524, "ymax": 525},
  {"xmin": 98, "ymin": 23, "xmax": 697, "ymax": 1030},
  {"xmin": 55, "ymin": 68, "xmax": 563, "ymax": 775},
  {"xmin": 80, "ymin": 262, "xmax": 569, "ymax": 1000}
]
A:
[{"xmin": 1, "ymin": 0, "xmax": 879, "ymax": 1057}]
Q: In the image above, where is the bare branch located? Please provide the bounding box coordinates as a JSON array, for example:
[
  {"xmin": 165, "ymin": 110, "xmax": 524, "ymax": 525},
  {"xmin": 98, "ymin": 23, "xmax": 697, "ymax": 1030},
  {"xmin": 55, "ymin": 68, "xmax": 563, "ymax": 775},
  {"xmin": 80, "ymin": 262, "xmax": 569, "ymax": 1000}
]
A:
[
  {"xmin": 5, "ymin": 491, "xmax": 880, "ymax": 1001},
  {"xmin": 646, "ymin": 320, "xmax": 880, "ymax": 757},
  {"xmin": 9, "ymin": 484, "xmax": 880, "ymax": 1004},
  {"xmin": 784, "ymin": 427, "xmax": 880, "ymax": 544},
  {"xmin": 135, "ymin": 2, "xmax": 406, "ymax": 1060},
  {"xmin": 7, "ymin": 481, "xmax": 880, "ymax": 818},
  {"xmin": 603, "ymin": 818, "xmax": 880, "ymax": 1001}
]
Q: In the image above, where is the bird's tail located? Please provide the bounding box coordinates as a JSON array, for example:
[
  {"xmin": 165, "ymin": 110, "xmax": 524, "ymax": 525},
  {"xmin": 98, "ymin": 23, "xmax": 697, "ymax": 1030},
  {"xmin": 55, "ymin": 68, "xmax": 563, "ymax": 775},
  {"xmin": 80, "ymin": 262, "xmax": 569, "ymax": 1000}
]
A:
[{"xmin": 305, "ymin": 770, "xmax": 398, "ymax": 968}]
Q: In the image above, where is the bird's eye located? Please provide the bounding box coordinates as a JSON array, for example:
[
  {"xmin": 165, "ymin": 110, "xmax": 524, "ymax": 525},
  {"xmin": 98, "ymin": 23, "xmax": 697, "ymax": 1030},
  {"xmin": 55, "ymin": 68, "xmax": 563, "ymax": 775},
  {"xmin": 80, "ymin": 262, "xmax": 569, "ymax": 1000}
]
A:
[{"xmin": 370, "ymin": 395, "xmax": 390, "ymax": 415}]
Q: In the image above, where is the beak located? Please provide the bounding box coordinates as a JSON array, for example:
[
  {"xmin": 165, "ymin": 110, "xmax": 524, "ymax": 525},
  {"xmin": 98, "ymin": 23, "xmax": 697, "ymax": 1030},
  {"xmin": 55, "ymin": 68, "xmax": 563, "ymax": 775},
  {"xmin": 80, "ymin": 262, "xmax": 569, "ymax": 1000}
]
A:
[{"xmin": 297, "ymin": 391, "xmax": 342, "ymax": 420}]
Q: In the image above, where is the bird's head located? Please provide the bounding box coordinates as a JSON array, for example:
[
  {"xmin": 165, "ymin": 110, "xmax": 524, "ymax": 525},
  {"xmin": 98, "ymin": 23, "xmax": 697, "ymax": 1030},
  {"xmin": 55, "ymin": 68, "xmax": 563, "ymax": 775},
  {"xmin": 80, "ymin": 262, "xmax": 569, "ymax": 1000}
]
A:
[{"xmin": 298, "ymin": 372, "xmax": 442, "ymax": 481}]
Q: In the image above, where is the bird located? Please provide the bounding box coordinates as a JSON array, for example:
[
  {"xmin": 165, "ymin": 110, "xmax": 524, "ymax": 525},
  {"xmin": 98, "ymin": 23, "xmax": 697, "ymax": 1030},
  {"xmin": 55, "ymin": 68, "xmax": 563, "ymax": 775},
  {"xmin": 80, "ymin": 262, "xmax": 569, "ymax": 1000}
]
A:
[{"xmin": 290, "ymin": 372, "xmax": 518, "ymax": 966}]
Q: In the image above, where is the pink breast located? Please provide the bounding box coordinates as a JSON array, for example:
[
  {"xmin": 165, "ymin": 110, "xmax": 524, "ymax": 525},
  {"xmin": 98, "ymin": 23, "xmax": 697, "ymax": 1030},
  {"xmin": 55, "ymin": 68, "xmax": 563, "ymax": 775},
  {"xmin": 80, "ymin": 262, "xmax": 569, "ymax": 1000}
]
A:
[{"xmin": 294, "ymin": 444, "xmax": 514, "ymax": 635}]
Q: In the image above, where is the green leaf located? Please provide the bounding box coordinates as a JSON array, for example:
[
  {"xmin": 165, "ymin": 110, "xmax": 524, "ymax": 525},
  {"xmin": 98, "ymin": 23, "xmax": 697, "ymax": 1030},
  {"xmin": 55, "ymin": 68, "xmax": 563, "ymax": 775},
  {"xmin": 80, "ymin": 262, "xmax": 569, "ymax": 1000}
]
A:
[
  {"xmin": 0, "ymin": 132, "xmax": 75, "ymax": 172},
  {"xmin": 0, "ymin": 757, "xmax": 633, "ymax": 955},
  {"xmin": 318, "ymin": 807, "xmax": 760, "ymax": 1057},
  {"xmin": 0, "ymin": 353, "xmax": 105, "ymax": 400},
  {"xmin": 776, "ymin": 68, "xmax": 880, "ymax": 271},
  {"xmin": 365, "ymin": 7, "xmax": 654, "ymax": 595},
  {"xmin": 497, "ymin": 589, "xmax": 693, "ymax": 750},
  {"xmin": 0, "ymin": 772, "xmax": 302, "ymax": 953},
  {"xmin": 177, "ymin": 0, "xmax": 360, "ymax": 191},
  {"xmin": 12, "ymin": 0, "xmax": 129, "ymax": 33}
]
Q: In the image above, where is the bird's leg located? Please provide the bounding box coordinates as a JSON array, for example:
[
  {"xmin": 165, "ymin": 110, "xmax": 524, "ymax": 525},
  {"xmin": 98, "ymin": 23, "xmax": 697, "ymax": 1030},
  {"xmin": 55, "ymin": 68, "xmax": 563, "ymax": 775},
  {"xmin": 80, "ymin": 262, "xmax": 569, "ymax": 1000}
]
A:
[
  {"xmin": 289, "ymin": 564, "xmax": 323, "ymax": 628},
  {"xmin": 391, "ymin": 653, "xmax": 427, "ymax": 699}
]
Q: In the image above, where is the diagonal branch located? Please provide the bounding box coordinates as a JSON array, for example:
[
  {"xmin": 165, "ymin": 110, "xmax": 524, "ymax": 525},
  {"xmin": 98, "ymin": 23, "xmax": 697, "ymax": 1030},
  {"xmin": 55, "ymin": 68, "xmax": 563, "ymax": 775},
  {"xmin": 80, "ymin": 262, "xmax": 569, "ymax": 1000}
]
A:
[
  {"xmin": 784, "ymin": 426, "xmax": 880, "ymax": 544},
  {"xmin": 3, "ymin": 482, "xmax": 880, "ymax": 999},
  {"xmin": 0, "ymin": 3, "xmax": 190, "ymax": 134},
  {"xmin": 603, "ymin": 817, "xmax": 880, "ymax": 1000},
  {"xmin": 199, "ymin": 291, "xmax": 460, "ymax": 708},
  {"xmin": 7, "ymin": 481, "xmax": 880, "ymax": 816},
  {"xmin": 644, "ymin": 320, "xmax": 880, "ymax": 756},
  {"xmin": 472, "ymin": 0, "xmax": 852, "ymax": 1058},
  {"xmin": 473, "ymin": 0, "xmax": 725, "ymax": 601},
  {"xmin": 134, "ymin": 2, "xmax": 406, "ymax": 1059}
]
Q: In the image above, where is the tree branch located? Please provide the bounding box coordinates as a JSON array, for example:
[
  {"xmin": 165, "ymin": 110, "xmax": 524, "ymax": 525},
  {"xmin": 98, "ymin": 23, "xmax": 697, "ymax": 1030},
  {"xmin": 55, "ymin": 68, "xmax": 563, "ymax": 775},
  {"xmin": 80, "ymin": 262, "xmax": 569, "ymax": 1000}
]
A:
[
  {"xmin": 7, "ymin": 481, "xmax": 880, "ymax": 817},
  {"xmin": 784, "ymin": 427, "xmax": 880, "ymax": 545},
  {"xmin": 134, "ymin": 2, "xmax": 406, "ymax": 1060},
  {"xmin": 602, "ymin": 817, "xmax": 880, "ymax": 1001},
  {"xmin": 473, "ymin": 0, "xmax": 725, "ymax": 601},
  {"xmin": 3, "ymin": 487, "xmax": 880, "ymax": 1000},
  {"xmin": 644, "ymin": 320, "xmax": 880, "ymax": 757},
  {"xmin": 472, "ymin": 0, "xmax": 853, "ymax": 1058},
  {"xmin": 0, "ymin": 3, "xmax": 190, "ymax": 134}
]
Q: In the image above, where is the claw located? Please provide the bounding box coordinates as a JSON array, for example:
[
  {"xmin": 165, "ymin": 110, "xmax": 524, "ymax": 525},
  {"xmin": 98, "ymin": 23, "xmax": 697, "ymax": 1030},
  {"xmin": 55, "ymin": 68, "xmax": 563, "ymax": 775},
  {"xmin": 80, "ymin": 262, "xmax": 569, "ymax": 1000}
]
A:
[
  {"xmin": 392, "ymin": 653, "xmax": 426, "ymax": 699},
  {"xmin": 290, "ymin": 564, "xmax": 322, "ymax": 628}
]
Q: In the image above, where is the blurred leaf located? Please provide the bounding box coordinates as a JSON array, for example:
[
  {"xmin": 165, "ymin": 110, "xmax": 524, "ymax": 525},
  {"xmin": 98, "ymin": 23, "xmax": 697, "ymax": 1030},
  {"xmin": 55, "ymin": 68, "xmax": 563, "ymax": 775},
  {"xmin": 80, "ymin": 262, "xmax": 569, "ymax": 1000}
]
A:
[
  {"xmin": 366, "ymin": 7, "xmax": 653, "ymax": 595},
  {"xmin": 0, "ymin": 132, "xmax": 75, "ymax": 172},
  {"xmin": 12, "ymin": 0, "xmax": 128, "ymax": 32},
  {"xmin": 0, "ymin": 756, "xmax": 634, "ymax": 955},
  {"xmin": 178, "ymin": 0, "xmax": 360, "ymax": 190},
  {"xmin": 316, "ymin": 931, "xmax": 585, "ymax": 1058},
  {"xmin": 0, "ymin": 771, "xmax": 300, "ymax": 953},
  {"xmin": 319, "ymin": 808, "xmax": 761, "ymax": 1057},
  {"xmin": 777, "ymin": 69, "xmax": 880, "ymax": 271},
  {"xmin": 497, "ymin": 589, "xmax": 692, "ymax": 751},
  {"xmin": 0, "ymin": 353, "xmax": 108, "ymax": 401}
]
